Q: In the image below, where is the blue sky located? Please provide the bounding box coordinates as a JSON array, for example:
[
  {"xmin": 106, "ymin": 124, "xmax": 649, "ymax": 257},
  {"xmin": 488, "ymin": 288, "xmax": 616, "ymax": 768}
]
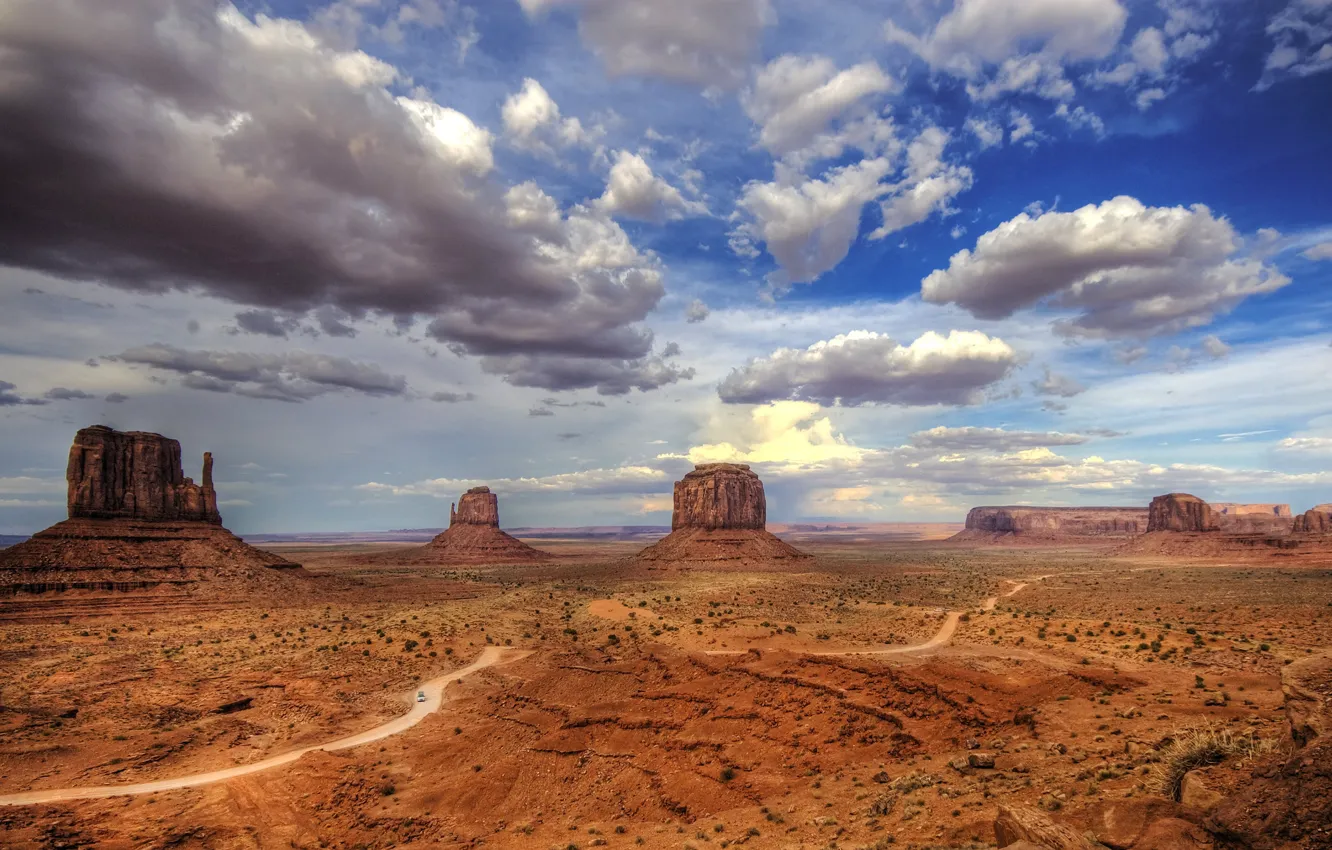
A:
[{"xmin": 1, "ymin": 0, "xmax": 1330, "ymax": 533}]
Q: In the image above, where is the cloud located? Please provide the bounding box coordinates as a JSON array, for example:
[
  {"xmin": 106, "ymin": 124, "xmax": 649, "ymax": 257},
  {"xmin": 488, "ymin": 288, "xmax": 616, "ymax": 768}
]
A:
[
  {"xmin": 517, "ymin": 0, "xmax": 773, "ymax": 89},
  {"xmin": 595, "ymin": 151, "xmax": 706, "ymax": 222},
  {"xmin": 1200, "ymin": 334, "xmax": 1230, "ymax": 359},
  {"xmin": 1033, "ymin": 367, "xmax": 1086, "ymax": 397},
  {"xmin": 716, "ymin": 330, "xmax": 1019, "ymax": 406},
  {"xmin": 1304, "ymin": 242, "xmax": 1332, "ymax": 261},
  {"xmin": 1277, "ymin": 436, "xmax": 1332, "ymax": 454},
  {"xmin": 43, "ymin": 387, "xmax": 95, "ymax": 401},
  {"xmin": 685, "ymin": 300, "xmax": 710, "ymax": 323},
  {"xmin": 0, "ymin": 381, "xmax": 47, "ymax": 407},
  {"xmin": 909, "ymin": 426, "xmax": 1090, "ymax": 451},
  {"xmin": 886, "ymin": 0, "xmax": 1127, "ymax": 101},
  {"xmin": 429, "ymin": 391, "xmax": 475, "ymax": 403},
  {"xmin": 478, "ymin": 351, "xmax": 695, "ymax": 396},
  {"xmin": 1258, "ymin": 0, "xmax": 1332, "ymax": 90},
  {"xmin": 0, "ymin": 0, "xmax": 671, "ymax": 390},
  {"xmin": 870, "ymin": 127, "xmax": 974, "ymax": 240},
  {"xmin": 743, "ymin": 55, "xmax": 897, "ymax": 162},
  {"xmin": 358, "ymin": 464, "xmax": 671, "ymax": 497},
  {"xmin": 235, "ymin": 309, "xmax": 301, "ymax": 339},
  {"xmin": 921, "ymin": 196, "xmax": 1290, "ymax": 338},
  {"xmin": 965, "ymin": 117, "xmax": 1004, "ymax": 149},
  {"xmin": 117, "ymin": 344, "xmax": 409, "ymax": 403},
  {"xmin": 677, "ymin": 401, "xmax": 868, "ymax": 466},
  {"xmin": 104, "ymin": 392, "xmax": 130, "ymax": 404},
  {"xmin": 529, "ymin": 407, "xmax": 555, "ymax": 417},
  {"xmin": 501, "ymin": 78, "xmax": 599, "ymax": 156}
]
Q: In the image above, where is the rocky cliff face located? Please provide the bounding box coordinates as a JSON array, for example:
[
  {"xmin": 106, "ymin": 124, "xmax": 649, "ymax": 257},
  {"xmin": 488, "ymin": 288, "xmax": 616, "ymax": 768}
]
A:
[
  {"xmin": 1147, "ymin": 493, "xmax": 1217, "ymax": 532},
  {"xmin": 1293, "ymin": 507, "xmax": 1332, "ymax": 534},
  {"xmin": 66, "ymin": 425, "xmax": 220, "ymax": 524},
  {"xmin": 672, "ymin": 464, "xmax": 766, "ymax": 531},
  {"xmin": 963, "ymin": 506, "xmax": 1147, "ymax": 537},
  {"xmin": 450, "ymin": 486, "xmax": 500, "ymax": 527}
]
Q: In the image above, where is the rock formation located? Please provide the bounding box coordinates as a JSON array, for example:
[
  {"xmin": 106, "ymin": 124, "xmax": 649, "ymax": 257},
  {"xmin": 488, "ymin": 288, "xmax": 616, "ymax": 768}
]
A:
[
  {"xmin": 1147, "ymin": 493, "xmax": 1218, "ymax": 533},
  {"xmin": 402, "ymin": 487, "xmax": 552, "ymax": 565},
  {"xmin": 1211, "ymin": 502, "xmax": 1295, "ymax": 535},
  {"xmin": 956, "ymin": 506, "xmax": 1147, "ymax": 540},
  {"xmin": 0, "ymin": 425, "xmax": 301, "ymax": 597},
  {"xmin": 1293, "ymin": 505, "xmax": 1332, "ymax": 534},
  {"xmin": 1212, "ymin": 503, "xmax": 1292, "ymax": 518},
  {"xmin": 634, "ymin": 464, "xmax": 811, "ymax": 567}
]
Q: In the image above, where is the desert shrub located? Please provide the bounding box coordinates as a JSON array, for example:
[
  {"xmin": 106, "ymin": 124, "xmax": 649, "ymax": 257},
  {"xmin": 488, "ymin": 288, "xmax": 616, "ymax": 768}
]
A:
[{"xmin": 1153, "ymin": 724, "xmax": 1270, "ymax": 800}]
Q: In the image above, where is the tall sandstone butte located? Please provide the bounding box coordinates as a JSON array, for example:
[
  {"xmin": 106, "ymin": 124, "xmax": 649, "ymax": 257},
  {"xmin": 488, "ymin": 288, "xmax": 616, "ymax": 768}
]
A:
[
  {"xmin": 406, "ymin": 486, "xmax": 551, "ymax": 564},
  {"xmin": 67, "ymin": 425, "xmax": 221, "ymax": 523},
  {"xmin": 0, "ymin": 425, "xmax": 299, "ymax": 595},
  {"xmin": 1147, "ymin": 493, "xmax": 1218, "ymax": 532},
  {"xmin": 635, "ymin": 464, "xmax": 811, "ymax": 566}
]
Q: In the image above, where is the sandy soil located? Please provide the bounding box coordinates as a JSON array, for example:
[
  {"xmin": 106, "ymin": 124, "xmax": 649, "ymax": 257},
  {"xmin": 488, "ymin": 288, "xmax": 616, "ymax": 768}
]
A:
[{"xmin": 1, "ymin": 537, "xmax": 1329, "ymax": 848}]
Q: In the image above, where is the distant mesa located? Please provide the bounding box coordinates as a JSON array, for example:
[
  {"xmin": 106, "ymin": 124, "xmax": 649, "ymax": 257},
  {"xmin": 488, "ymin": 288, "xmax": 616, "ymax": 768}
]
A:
[
  {"xmin": 400, "ymin": 486, "xmax": 553, "ymax": 565},
  {"xmin": 0, "ymin": 425, "xmax": 302, "ymax": 598},
  {"xmin": 1147, "ymin": 493, "xmax": 1219, "ymax": 533},
  {"xmin": 634, "ymin": 463, "xmax": 812, "ymax": 567},
  {"xmin": 954, "ymin": 506, "xmax": 1147, "ymax": 541},
  {"xmin": 1212, "ymin": 503, "xmax": 1292, "ymax": 518}
]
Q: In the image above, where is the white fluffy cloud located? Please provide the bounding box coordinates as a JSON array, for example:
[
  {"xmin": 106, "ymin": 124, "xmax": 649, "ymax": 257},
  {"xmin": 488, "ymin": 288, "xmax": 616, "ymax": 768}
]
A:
[
  {"xmin": 501, "ymin": 78, "xmax": 599, "ymax": 156},
  {"xmin": 518, "ymin": 0, "xmax": 773, "ymax": 89},
  {"xmin": 717, "ymin": 330, "xmax": 1018, "ymax": 406},
  {"xmin": 871, "ymin": 127, "xmax": 974, "ymax": 240},
  {"xmin": 743, "ymin": 55, "xmax": 898, "ymax": 162},
  {"xmin": 595, "ymin": 151, "xmax": 707, "ymax": 222},
  {"xmin": 886, "ymin": 0, "xmax": 1128, "ymax": 101},
  {"xmin": 921, "ymin": 196, "xmax": 1291, "ymax": 338},
  {"xmin": 1304, "ymin": 241, "xmax": 1332, "ymax": 260}
]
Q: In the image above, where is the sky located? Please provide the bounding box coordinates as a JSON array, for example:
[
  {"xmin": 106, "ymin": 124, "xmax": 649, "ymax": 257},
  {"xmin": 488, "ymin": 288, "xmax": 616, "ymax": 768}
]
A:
[{"xmin": 1, "ymin": 0, "xmax": 1331, "ymax": 535}]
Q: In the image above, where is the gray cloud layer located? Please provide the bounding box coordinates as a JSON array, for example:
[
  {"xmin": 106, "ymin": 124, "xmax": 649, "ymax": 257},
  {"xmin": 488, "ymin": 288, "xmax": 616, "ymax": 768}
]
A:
[{"xmin": 0, "ymin": 0, "xmax": 675, "ymax": 392}]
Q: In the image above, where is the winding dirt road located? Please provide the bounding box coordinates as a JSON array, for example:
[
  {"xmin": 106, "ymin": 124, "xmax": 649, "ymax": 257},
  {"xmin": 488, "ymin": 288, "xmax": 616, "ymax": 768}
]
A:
[
  {"xmin": 706, "ymin": 577, "xmax": 1036, "ymax": 658},
  {"xmin": 0, "ymin": 646, "xmax": 527, "ymax": 807}
]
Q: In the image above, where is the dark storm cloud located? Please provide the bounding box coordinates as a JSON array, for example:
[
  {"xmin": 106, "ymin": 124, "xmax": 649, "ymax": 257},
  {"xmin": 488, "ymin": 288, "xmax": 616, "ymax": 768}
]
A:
[
  {"xmin": 234, "ymin": 310, "xmax": 301, "ymax": 339},
  {"xmin": 119, "ymin": 343, "xmax": 408, "ymax": 402},
  {"xmin": 484, "ymin": 353, "xmax": 696, "ymax": 395},
  {"xmin": 104, "ymin": 392, "xmax": 129, "ymax": 403},
  {"xmin": 0, "ymin": 0, "xmax": 674, "ymax": 390}
]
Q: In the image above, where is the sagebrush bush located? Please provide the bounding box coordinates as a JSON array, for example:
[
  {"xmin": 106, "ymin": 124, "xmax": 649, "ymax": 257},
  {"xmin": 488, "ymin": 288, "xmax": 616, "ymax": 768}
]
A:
[{"xmin": 1153, "ymin": 724, "xmax": 1271, "ymax": 800}]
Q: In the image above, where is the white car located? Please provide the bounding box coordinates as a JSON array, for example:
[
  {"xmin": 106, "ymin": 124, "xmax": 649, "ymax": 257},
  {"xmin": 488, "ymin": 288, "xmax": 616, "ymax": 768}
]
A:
[{"xmin": 416, "ymin": 691, "xmax": 427, "ymax": 703}]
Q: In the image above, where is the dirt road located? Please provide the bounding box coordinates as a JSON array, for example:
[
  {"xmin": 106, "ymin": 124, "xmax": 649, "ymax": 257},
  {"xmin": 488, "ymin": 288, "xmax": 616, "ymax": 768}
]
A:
[{"xmin": 0, "ymin": 646, "xmax": 526, "ymax": 806}]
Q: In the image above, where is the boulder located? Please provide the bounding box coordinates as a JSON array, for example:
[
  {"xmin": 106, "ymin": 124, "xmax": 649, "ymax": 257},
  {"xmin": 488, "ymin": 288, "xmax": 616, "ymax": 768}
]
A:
[
  {"xmin": 1086, "ymin": 798, "xmax": 1192, "ymax": 849},
  {"xmin": 994, "ymin": 805, "xmax": 1098, "ymax": 850},
  {"xmin": 1148, "ymin": 494, "xmax": 1218, "ymax": 533},
  {"xmin": 634, "ymin": 464, "xmax": 810, "ymax": 566},
  {"xmin": 1179, "ymin": 772, "xmax": 1224, "ymax": 812},
  {"xmin": 1283, "ymin": 652, "xmax": 1332, "ymax": 747},
  {"xmin": 67, "ymin": 425, "xmax": 220, "ymax": 523},
  {"xmin": 1133, "ymin": 817, "xmax": 1214, "ymax": 850}
]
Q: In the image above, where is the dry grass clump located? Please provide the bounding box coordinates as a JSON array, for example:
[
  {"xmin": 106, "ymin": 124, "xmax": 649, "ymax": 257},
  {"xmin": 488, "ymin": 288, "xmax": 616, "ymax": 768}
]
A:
[{"xmin": 1153, "ymin": 724, "xmax": 1273, "ymax": 800}]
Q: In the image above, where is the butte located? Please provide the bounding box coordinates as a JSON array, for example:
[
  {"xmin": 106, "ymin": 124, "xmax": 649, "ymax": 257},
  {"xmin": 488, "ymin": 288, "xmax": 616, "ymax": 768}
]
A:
[
  {"xmin": 396, "ymin": 487, "xmax": 553, "ymax": 565},
  {"xmin": 0, "ymin": 425, "xmax": 303, "ymax": 601},
  {"xmin": 634, "ymin": 463, "xmax": 812, "ymax": 567}
]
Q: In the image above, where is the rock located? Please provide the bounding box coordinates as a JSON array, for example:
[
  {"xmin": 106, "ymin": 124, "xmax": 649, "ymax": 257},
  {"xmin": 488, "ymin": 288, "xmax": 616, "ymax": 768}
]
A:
[
  {"xmin": 1133, "ymin": 817, "xmax": 1213, "ymax": 850},
  {"xmin": 958, "ymin": 506, "xmax": 1148, "ymax": 539},
  {"xmin": 1087, "ymin": 798, "xmax": 1189, "ymax": 849},
  {"xmin": 968, "ymin": 752, "xmax": 997, "ymax": 769},
  {"xmin": 1148, "ymin": 494, "xmax": 1218, "ymax": 533},
  {"xmin": 1179, "ymin": 771, "xmax": 1224, "ymax": 811},
  {"xmin": 403, "ymin": 486, "xmax": 552, "ymax": 565},
  {"xmin": 671, "ymin": 463, "xmax": 766, "ymax": 530},
  {"xmin": 0, "ymin": 425, "xmax": 304, "ymax": 596},
  {"xmin": 1212, "ymin": 503, "xmax": 1295, "ymax": 535},
  {"xmin": 634, "ymin": 464, "xmax": 810, "ymax": 566},
  {"xmin": 1282, "ymin": 652, "xmax": 1332, "ymax": 747},
  {"xmin": 67, "ymin": 425, "xmax": 220, "ymax": 523},
  {"xmin": 1293, "ymin": 507, "xmax": 1332, "ymax": 535},
  {"xmin": 450, "ymin": 486, "xmax": 499, "ymax": 526},
  {"xmin": 1212, "ymin": 503, "xmax": 1292, "ymax": 518},
  {"xmin": 994, "ymin": 805, "xmax": 1098, "ymax": 850}
]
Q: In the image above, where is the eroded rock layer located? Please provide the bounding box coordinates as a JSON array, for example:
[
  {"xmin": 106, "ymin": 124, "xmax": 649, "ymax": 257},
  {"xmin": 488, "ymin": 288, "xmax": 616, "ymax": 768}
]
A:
[
  {"xmin": 404, "ymin": 487, "xmax": 551, "ymax": 565},
  {"xmin": 1294, "ymin": 507, "xmax": 1332, "ymax": 534},
  {"xmin": 1147, "ymin": 493, "xmax": 1218, "ymax": 532},
  {"xmin": 0, "ymin": 426, "xmax": 301, "ymax": 596},
  {"xmin": 635, "ymin": 464, "xmax": 810, "ymax": 566},
  {"xmin": 957, "ymin": 506, "xmax": 1147, "ymax": 539}
]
